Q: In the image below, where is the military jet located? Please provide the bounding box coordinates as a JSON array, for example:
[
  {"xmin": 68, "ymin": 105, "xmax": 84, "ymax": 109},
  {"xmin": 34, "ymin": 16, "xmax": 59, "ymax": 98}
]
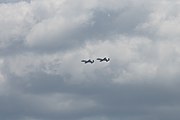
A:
[
  {"xmin": 81, "ymin": 59, "xmax": 94, "ymax": 64},
  {"xmin": 96, "ymin": 57, "xmax": 110, "ymax": 62}
]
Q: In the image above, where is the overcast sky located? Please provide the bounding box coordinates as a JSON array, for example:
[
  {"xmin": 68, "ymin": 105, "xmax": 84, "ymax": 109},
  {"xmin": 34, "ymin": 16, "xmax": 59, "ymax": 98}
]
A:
[{"xmin": 1, "ymin": 0, "xmax": 180, "ymax": 120}]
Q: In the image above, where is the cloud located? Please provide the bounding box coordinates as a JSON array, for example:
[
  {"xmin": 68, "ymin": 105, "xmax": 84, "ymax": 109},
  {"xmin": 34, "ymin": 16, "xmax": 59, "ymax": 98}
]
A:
[
  {"xmin": 136, "ymin": 0, "xmax": 180, "ymax": 39},
  {"xmin": 0, "ymin": 0, "xmax": 30, "ymax": 4},
  {"xmin": 1, "ymin": 0, "xmax": 180, "ymax": 120},
  {"xmin": 25, "ymin": 0, "xmax": 151, "ymax": 52}
]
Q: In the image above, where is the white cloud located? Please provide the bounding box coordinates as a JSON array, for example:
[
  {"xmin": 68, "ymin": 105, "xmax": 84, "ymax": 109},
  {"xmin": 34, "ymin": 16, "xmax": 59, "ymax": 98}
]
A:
[
  {"xmin": 24, "ymin": 0, "xmax": 95, "ymax": 50},
  {"xmin": 137, "ymin": 1, "xmax": 180, "ymax": 39},
  {"xmin": 26, "ymin": 13, "xmax": 92, "ymax": 48}
]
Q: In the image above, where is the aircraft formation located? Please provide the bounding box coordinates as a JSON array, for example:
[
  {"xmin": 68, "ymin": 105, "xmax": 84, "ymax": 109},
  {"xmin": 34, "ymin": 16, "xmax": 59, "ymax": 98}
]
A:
[{"xmin": 81, "ymin": 57, "xmax": 110, "ymax": 64}]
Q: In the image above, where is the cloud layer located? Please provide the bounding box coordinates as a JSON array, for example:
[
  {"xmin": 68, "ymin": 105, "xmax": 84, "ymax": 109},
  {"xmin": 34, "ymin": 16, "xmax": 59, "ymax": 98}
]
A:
[{"xmin": 1, "ymin": 0, "xmax": 180, "ymax": 120}]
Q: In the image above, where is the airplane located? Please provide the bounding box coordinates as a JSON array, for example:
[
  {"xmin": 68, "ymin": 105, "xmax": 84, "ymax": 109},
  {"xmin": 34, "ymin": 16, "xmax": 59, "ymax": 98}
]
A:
[
  {"xmin": 96, "ymin": 57, "xmax": 110, "ymax": 62},
  {"xmin": 81, "ymin": 59, "xmax": 94, "ymax": 64}
]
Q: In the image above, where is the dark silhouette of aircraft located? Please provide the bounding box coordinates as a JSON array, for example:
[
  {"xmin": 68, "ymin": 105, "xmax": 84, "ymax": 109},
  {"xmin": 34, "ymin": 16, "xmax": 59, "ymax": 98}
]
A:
[
  {"xmin": 97, "ymin": 57, "xmax": 110, "ymax": 62},
  {"xmin": 81, "ymin": 59, "xmax": 94, "ymax": 64}
]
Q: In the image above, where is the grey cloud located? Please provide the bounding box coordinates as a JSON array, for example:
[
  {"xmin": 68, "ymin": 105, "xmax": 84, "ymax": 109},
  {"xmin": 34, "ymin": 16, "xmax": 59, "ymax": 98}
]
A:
[
  {"xmin": 2, "ymin": 69, "xmax": 180, "ymax": 120},
  {"xmin": 1, "ymin": 0, "xmax": 180, "ymax": 120},
  {"xmin": 2, "ymin": 37, "xmax": 180, "ymax": 120},
  {"xmin": 0, "ymin": 0, "xmax": 30, "ymax": 4}
]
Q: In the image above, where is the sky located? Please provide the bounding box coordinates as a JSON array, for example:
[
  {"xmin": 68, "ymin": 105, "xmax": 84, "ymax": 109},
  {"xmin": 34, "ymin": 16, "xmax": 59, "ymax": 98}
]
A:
[{"xmin": 0, "ymin": 0, "xmax": 180, "ymax": 120}]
